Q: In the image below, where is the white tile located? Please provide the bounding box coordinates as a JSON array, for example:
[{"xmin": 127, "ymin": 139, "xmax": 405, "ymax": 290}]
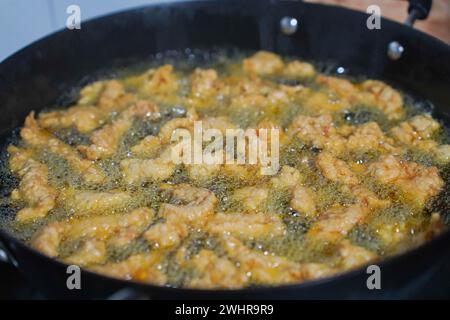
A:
[
  {"xmin": 0, "ymin": 0, "xmax": 54, "ymax": 61},
  {"xmin": 0, "ymin": 0, "xmax": 159, "ymax": 61}
]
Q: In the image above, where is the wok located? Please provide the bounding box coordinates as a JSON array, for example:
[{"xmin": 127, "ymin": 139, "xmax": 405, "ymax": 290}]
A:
[{"xmin": 0, "ymin": 0, "xmax": 449, "ymax": 299}]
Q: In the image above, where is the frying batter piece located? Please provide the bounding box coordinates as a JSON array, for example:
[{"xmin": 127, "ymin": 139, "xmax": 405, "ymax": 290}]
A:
[
  {"xmin": 8, "ymin": 146, "xmax": 57, "ymax": 222},
  {"xmin": 79, "ymin": 100, "xmax": 160, "ymax": 160},
  {"xmin": 20, "ymin": 113, "xmax": 105, "ymax": 184},
  {"xmin": 38, "ymin": 105, "xmax": 106, "ymax": 133},
  {"xmin": 31, "ymin": 207, "xmax": 153, "ymax": 259}
]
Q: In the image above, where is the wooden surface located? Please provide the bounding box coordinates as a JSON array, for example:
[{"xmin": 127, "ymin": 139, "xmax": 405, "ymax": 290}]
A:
[{"xmin": 306, "ymin": 0, "xmax": 450, "ymax": 43}]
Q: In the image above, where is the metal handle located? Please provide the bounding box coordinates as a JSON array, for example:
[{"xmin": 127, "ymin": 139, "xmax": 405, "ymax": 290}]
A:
[
  {"xmin": 406, "ymin": 0, "xmax": 432, "ymax": 26},
  {"xmin": 388, "ymin": 0, "xmax": 433, "ymax": 60}
]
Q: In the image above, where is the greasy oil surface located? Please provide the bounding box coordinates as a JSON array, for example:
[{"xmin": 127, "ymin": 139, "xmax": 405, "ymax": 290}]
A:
[{"xmin": 0, "ymin": 49, "xmax": 449, "ymax": 288}]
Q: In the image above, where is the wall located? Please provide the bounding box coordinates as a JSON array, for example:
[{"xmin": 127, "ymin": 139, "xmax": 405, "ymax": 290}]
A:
[{"xmin": 0, "ymin": 0, "xmax": 160, "ymax": 61}]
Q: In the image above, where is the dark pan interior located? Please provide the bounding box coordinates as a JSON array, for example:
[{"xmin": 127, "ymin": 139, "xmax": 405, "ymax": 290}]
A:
[{"xmin": 0, "ymin": 0, "xmax": 449, "ymax": 298}]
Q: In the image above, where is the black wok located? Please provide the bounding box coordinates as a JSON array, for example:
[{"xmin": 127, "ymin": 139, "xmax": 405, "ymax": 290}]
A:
[{"xmin": 0, "ymin": 0, "xmax": 449, "ymax": 299}]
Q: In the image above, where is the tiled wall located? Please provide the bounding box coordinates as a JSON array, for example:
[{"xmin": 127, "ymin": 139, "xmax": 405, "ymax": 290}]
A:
[{"xmin": 0, "ymin": 0, "xmax": 160, "ymax": 61}]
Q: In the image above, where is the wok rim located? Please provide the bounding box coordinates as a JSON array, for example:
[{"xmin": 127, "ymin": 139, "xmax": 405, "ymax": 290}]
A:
[
  {"xmin": 0, "ymin": 0, "xmax": 449, "ymax": 297},
  {"xmin": 1, "ymin": 0, "xmax": 449, "ymax": 65}
]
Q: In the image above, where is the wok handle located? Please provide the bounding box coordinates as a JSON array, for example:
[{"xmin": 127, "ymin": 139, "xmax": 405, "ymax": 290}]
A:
[{"xmin": 406, "ymin": 0, "xmax": 432, "ymax": 26}]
